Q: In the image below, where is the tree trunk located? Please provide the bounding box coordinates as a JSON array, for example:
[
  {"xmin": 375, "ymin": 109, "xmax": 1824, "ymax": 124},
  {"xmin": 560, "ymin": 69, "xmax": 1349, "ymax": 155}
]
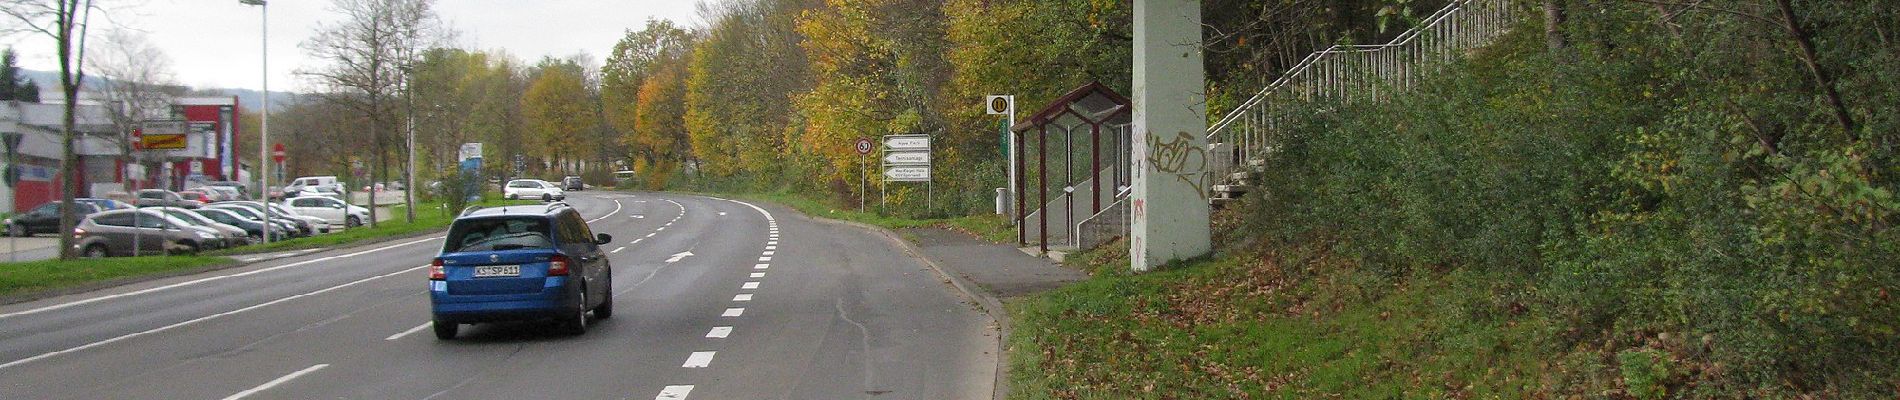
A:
[
  {"xmin": 1774, "ymin": 0, "xmax": 1856, "ymax": 138},
  {"xmin": 1543, "ymin": 0, "xmax": 1568, "ymax": 57}
]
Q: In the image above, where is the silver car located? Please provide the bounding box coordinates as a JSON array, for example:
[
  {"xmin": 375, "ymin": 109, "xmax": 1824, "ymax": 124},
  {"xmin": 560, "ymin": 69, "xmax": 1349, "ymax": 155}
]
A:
[{"xmin": 73, "ymin": 209, "xmax": 224, "ymax": 257}]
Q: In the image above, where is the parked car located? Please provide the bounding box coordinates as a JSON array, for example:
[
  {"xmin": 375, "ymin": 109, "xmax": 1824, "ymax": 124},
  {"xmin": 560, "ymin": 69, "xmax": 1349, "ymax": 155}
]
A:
[
  {"xmin": 428, "ymin": 203, "xmax": 614, "ymax": 339},
  {"xmin": 503, "ymin": 179, "xmax": 565, "ymax": 201},
  {"xmin": 135, "ymin": 189, "xmax": 203, "ymax": 209},
  {"xmin": 282, "ymin": 195, "xmax": 371, "ymax": 228},
  {"xmin": 72, "ymin": 209, "xmax": 221, "ymax": 257},
  {"xmin": 561, "ymin": 176, "xmax": 584, "ymax": 191},
  {"xmin": 192, "ymin": 207, "xmax": 289, "ymax": 242},
  {"xmin": 76, "ymin": 197, "xmax": 135, "ymax": 211},
  {"xmin": 212, "ymin": 205, "xmax": 303, "ymax": 239},
  {"xmin": 206, "ymin": 180, "xmax": 249, "ymax": 196},
  {"xmin": 3, "ymin": 200, "xmax": 107, "ymax": 237},
  {"xmin": 214, "ymin": 201, "xmax": 330, "ymax": 234},
  {"xmin": 283, "ymin": 176, "xmax": 346, "ymax": 198},
  {"xmin": 176, "ymin": 190, "xmax": 216, "ymax": 204},
  {"xmin": 198, "ymin": 185, "xmax": 245, "ymax": 202},
  {"xmin": 150, "ymin": 207, "xmax": 250, "ymax": 248}
]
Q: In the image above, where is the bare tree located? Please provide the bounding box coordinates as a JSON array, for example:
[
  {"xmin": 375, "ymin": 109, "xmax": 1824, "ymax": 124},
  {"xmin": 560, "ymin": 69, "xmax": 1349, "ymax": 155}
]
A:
[
  {"xmin": 2, "ymin": 0, "xmax": 98, "ymax": 260},
  {"xmin": 92, "ymin": 29, "xmax": 183, "ymax": 191},
  {"xmin": 299, "ymin": 0, "xmax": 437, "ymax": 228}
]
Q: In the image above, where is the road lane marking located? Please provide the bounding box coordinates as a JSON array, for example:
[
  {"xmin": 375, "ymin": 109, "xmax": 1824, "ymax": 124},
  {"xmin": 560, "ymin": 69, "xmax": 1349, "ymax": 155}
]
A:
[
  {"xmin": 220, "ymin": 364, "xmax": 329, "ymax": 400},
  {"xmin": 718, "ymin": 212, "xmax": 727, "ymax": 216},
  {"xmin": 733, "ymin": 294, "xmax": 752, "ymax": 301},
  {"xmin": 762, "ymin": 251, "xmax": 774, "ymax": 256},
  {"xmin": 385, "ymin": 322, "xmax": 433, "ymax": 341},
  {"xmin": 655, "ymin": 385, "xmax": 693, "ymax": 399},
  {"xmin": 765, "ymin": 245, "xmax": 776, "ymax": 250},
  {"xmin": 757, "ymin": 257, "xmax": 771, "ymax": 262},
  {"xmin": 665, "ymin": 251, "xmax": 694, "ymax": 263},
  {"xmin": 584, "ymin": 199, "xmax": 624, "ymax": 223},
  {"xmin": 741, "ymin": 282, "xmax": 760, "ymax": 290},
  {"xmin": 0, "ymin": 265, "xmax": 429, "ymax": 371},
  {"xmin": 753, "ymin": 264, "xmax": 769, "ymax": 270},
  {"xmin": 707, "ymin": 326, "xmax": 732, "ymax": 338},
  {"xmin": 612, "ymin": 246, "xmax": 626, "ymax": 254},
  {"xmin": 0, "ymin": 236, "xmax": 440, "ymax": 320},
  {"xmin": 656, "ymin": 227, "xmax": 665, "ymax": 231},
  {"xmin": 767, "ymin": 241, "xmax": 777, "ymax": 246},
  {"xmin": 645, "ymin": 233, "xmax": 656, "ymax": 238},
  {"xmin": 722, "ymin": 308, "xmax": 745, "ymax": 317},
  {"xmin": 683, "ymin": 351, "xmax": 716, "ymax": 368},
  {"xmin": 750, "ymin": 272, "xmax": 765, "ymax": 278}
]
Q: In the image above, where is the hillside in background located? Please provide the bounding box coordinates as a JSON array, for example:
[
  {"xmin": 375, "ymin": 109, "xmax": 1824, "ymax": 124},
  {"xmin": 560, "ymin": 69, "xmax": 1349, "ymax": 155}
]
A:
[{"xmin": 20, "ymin": 69, "xmax": 300, "ymax": 111}]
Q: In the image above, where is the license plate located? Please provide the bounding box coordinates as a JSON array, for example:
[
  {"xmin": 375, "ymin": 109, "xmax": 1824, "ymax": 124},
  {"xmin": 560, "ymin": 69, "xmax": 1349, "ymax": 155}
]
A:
[{"xmin": 473, "ymin": 265, "xmax": 520, "ymax": 278}]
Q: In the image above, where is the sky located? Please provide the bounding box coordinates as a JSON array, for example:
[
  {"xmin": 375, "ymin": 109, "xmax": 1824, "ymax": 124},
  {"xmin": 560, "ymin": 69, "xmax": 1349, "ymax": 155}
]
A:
[{"xmin": 4, "ymin": 0, "xmax": 709, "ymax": 93}]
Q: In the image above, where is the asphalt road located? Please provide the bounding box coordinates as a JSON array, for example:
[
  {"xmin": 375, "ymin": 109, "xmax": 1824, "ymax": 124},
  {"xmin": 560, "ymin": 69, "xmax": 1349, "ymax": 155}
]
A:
[{"xmin": 0, "ymin": 191, "xmax": 994, "ymax": 399}]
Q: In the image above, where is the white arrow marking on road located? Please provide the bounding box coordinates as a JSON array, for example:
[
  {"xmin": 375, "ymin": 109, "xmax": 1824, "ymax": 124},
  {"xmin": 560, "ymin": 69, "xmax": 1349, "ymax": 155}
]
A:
[{"xmin": 666, "ymin": 251, "xmax": 694, "ymax": 263}]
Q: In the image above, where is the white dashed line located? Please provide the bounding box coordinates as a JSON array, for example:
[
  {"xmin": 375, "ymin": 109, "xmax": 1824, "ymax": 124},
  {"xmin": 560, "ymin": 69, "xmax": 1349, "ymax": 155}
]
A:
[
  {"xmin": 384, "ymin": 322, "xmax": 432, "ymax": 341},
  {"xmin": 757, "ymin": 257, "xmax": 771, "ymax": 262},
  {"xmin": 707, "ymin": 327, "xmax": 732, "ymax": 338},
  {"xmin": 683, "ymin": 351, "xmax": 716, "ymax": 368},
  {"xmin": 220, "ymin": 364, "xmax": 329, "ymax": 400},
  {"xmin": 761, "ymin": 251, "xmax": 774, "ymax": 256},
  {"xmin": 646, "ymin": 233, "xmax": 655, "ymax": 238},
  {"xmin": 749, "ymin": 272, "xmax": 765, "ymax": 278},
  {"xmin": 655, "ymin": 385, "xmax": 693, "ymax": 399},
  {"xmin": 612, "ymin": 247, "xmax": 626, "ymax": 254},
  {"xmin": 765, "ymin": 245, "xmax": 776, "ymax": 250},
  {"xmin": 733, "ymin": 294, "xmax": 753, "ymax": 301},
  {"xmin": 656, "ymin": 227, "xmax": 665, "ymax": 231},
  {"xmin": 741, "ymin": 282, "xmax": 760, "ymax": 290},
  {"xmin": 722, "ymin": 308, "xmax": 745, "ymax": 317},
  {"xmin": 753, "ymin": 264, "xmax": 769, "ymax": 270}
]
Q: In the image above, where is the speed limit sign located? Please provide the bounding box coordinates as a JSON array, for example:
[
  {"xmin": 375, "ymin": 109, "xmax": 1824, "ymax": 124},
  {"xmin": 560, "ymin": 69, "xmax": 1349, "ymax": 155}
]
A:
[{"xmin": 855, "ymin": 138, "xmax": 873, "ymax": 155}]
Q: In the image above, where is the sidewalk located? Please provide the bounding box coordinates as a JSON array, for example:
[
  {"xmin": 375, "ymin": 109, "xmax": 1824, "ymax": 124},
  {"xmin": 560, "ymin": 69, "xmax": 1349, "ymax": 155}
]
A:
[{"xmin": 891, "ymin": 226, "xmax": 1088, "ymax": 400}]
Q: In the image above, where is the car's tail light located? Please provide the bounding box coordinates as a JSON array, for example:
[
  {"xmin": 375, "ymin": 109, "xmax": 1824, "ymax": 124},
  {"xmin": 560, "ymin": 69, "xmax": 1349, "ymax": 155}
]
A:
[
  {"xmin": 547, "ymin": 254, "xmax": 570, "ymax": 276},
  {"xmin": 429, "ymin": 258, "xmax": 446, "ymax": 280}
]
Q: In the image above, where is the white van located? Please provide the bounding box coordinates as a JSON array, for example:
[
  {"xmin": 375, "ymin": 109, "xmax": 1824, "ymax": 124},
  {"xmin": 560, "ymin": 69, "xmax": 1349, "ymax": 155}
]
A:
[{"xmin": 284, "ymin": 176, "xmax": 345, "ymax": 198}]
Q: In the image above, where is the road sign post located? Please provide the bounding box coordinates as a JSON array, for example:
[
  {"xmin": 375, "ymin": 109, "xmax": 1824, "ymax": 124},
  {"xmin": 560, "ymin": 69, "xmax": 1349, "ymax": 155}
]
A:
[{"xmin": 855, "ymin": 138, "xmax": 872, "ymax": 213}]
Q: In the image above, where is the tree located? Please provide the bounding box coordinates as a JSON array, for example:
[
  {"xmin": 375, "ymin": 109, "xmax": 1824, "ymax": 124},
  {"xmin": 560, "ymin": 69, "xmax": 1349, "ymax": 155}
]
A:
[
  {"xmin": 300, "ymin": 0, "xmax": 437, "ymax": 228},
  {"xmin": 91, "ymin": 29, "xmax": 184, "ymax": 190},
  {"xmin": 0, "ymin": 48, "xmax": 41, "ymax": 102},
  {"xmin": 685, "ymin": 0, "xmax": 814, "ymax": 184},
  {"xmin": 629, "ymin": 58, "xmax": 690, "ymax": 189},
  {"xmin": 3, "ymin": 0, "xmax": 97, "ymax": 260},
  {"xmin": 602, "ymin": 19, "xmax": 693, "ymax": 172},
  {"xmin": 520, "ymin": 58, "xmax": 594, "ymax": 175}
]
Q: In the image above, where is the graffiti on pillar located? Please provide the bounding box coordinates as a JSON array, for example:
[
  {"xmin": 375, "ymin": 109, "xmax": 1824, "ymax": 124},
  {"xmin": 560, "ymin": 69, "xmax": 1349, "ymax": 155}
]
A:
[{"xmin": 1145, "ymin": 130, "xmax": 1210, "ymax": 199}]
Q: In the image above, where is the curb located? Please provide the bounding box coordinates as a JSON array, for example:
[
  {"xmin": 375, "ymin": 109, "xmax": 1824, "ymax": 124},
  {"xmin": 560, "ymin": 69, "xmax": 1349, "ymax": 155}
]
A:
[{"xmin": 792, "ymin": 215, "xmax": 1014, "ymax": 400}]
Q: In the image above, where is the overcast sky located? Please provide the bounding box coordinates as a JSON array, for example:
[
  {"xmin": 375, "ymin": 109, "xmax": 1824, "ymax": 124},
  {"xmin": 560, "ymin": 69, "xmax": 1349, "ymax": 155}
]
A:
[{"xmin": 3, "ymin": 0, "xmax": 709, "ymax": 93}]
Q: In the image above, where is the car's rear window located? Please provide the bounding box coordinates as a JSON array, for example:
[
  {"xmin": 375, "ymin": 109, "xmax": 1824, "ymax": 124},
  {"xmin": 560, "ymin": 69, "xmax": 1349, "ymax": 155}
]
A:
[{"xmin": 443, "ymin": 217, "xmax": 555, "ymax": 253}]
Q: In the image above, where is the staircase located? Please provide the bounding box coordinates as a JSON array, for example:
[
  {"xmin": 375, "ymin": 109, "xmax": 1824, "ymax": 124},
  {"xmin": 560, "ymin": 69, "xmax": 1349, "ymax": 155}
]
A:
[{"xmin": 1203, "ymin": 0, "xmax": 1520, "ymax": 204}]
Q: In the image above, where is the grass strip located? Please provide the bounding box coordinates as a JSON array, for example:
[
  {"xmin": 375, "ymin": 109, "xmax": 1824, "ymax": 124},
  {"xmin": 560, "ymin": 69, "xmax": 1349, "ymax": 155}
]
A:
[{"xmin": 0, "ymin": 255, "xmax": 231, "ymax": 298}]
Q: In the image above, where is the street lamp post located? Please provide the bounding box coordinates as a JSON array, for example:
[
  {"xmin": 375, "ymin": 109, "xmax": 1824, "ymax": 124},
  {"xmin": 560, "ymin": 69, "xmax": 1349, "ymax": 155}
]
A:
[
  {"xmin": 402, "ymin": 63, "xmax": 416, "ymax": 223},
  {"xmin": 239, "ymin": 0, "xmax": 270, "ymax": 243}
]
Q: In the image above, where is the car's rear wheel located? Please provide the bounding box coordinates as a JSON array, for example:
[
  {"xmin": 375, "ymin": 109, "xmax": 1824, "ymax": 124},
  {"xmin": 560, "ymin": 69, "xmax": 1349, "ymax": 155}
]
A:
[
  {"xmin": 560, "ymin": 292, "xmax": 588, "ymax": 335},
  {"xmin": 432, "ymin": 320, "xmax": 458, "ymax": 340},
  {"xmin": 505, "ymin": 193, "xmax": 516, "ymax": 200},
  {"xmin": 83, "ymin": 244, "xmax": 108, "ymax": 258},
  {"xmin": 346, "ymin": 215, "xmax": 361, "ymax": 228},
  {"xmin": 541, "ymin": 193, "xmax": 552, "ymax": 202},
  {"xmin": 595, "ymin": 272, "xmax": 614, "ymax": 319}
]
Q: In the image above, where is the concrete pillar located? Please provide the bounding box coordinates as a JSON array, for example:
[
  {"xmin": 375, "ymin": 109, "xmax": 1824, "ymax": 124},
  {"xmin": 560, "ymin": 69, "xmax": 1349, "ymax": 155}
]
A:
[{"xmin": 1129, "ymin": 0, "xmax": 1211, "ymax": 272}]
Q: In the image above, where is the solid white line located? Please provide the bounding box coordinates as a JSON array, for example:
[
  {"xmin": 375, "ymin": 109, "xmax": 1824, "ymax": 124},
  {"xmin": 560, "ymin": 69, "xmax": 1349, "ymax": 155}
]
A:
[
  {"xmin": 753, "ymin": 264, "xmax": 768, "ymax": 270},
  {"xmin": 683, "ymin": 351, "xmax": 716, "ymax": 368},
  {"xmin": 722, "ymin": 308, "xmax": 744, "ymax": 317},
  {"xmin": 584, "ymin": 199, "xmax": 624, "ymax": 223},
  {"xmin": 384, "ymin": 322, "xmax": 432, "ymax": 341},
  {"xmin": 706, "ymin": 326, "xmax": 732, "ymax": 338},
  {"xmin": 612, "ymin": 246, "xmax": 626, "ymax": 254},
  {"xmin": 655, "ymin": 385, "xmax": 693, "ymax": 400},
  {"xmin": 733, "ymin": 294, "xmax": 752, "ymax": 302},
  {"xmin": 741, "ymin": 282, "xmax": 760, "ymax": 290},
  {"xmin": 0, "ymin": 236, "xmax": 441, "ymax": 320},
  {"xmin": 220, "ymin": 363, "xmax": 329, "ymax": 400},
  {"xmin": 0, "ymin": 265, "xmax": 429, "ymax": 371}
]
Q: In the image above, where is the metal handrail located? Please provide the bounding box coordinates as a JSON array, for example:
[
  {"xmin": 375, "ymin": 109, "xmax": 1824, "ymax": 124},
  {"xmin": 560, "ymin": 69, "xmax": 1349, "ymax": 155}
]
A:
[{"xmin": 1204, "ymin": 0, "xmax": 1519, "ymax": 180}]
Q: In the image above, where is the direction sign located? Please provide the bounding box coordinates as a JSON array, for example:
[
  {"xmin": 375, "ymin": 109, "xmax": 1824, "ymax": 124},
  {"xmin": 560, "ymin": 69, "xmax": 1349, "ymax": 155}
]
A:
[
  {"xmin": 883, "ymin": 151, "xmax": 930, "ymax": 165},
  {"xmin": 883, "ymin": 165, "xmax": 931, "ymax": 182},
  {"xmin": 141, "ymin": 133, "xmax": 187, "ymax": 150},
  {"xmin": 883, "ymin": 135, "xmax": 930, "ymax": 151},
  {"xmin": 855, "ymin": 138, "xmax": 873, "ymax": 155}
]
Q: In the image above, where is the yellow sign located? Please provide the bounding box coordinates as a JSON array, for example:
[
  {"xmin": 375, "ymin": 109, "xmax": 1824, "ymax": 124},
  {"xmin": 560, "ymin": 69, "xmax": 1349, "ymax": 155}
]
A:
[{"xmin": 141, "ymin": 133, "xmax": 187, "ymax": 150}]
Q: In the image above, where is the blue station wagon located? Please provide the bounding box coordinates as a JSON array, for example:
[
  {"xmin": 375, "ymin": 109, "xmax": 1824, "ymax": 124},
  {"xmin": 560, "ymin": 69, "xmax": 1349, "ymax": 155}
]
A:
[{"xmin": 428, "ymin": 203, "xmax": 613, "ymax": 339}]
